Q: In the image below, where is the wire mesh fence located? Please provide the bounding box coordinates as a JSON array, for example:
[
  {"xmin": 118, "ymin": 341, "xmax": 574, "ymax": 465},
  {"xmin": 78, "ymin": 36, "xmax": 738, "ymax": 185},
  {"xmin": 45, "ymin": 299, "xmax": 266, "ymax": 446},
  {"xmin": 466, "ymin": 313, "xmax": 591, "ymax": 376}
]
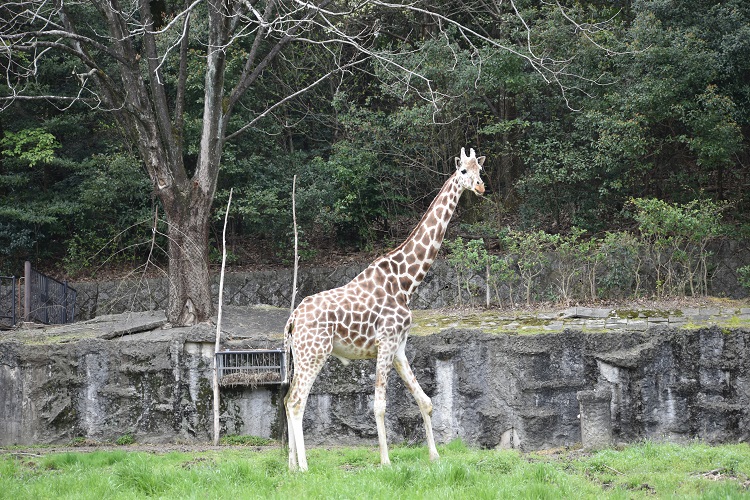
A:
[{"xmin": 0, "ymin": 276, "xmax": 16, "ymax": 329}]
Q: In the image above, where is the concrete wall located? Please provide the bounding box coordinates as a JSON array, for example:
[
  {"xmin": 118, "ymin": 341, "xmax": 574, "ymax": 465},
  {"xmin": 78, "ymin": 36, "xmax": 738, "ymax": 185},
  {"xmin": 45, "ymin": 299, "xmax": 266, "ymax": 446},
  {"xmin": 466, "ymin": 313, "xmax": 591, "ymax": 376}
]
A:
[{"xmin": 2, "ymin": 326, "xmax": 748, "ymax": 449}]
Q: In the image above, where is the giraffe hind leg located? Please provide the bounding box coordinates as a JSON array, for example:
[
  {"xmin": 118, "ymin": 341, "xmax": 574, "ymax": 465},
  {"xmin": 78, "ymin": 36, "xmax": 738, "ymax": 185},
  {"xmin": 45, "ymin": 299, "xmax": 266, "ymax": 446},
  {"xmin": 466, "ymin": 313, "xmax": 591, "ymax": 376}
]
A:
[
  {"xmin": 284, "ymin": 389, "xmax": 297, "ymax": 470},
  {"xmin": 285, "ymin": 351, "xmax": 328, "ymax": 471}
]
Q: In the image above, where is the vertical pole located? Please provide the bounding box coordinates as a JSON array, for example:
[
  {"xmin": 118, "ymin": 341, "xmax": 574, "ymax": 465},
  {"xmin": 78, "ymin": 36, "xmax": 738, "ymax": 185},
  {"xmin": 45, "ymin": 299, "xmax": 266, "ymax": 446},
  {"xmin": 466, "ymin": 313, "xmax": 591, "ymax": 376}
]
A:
[
  {"xmin": 281, "ymin": 175, "xmax": 299, "ymax": 445},
  {"xmin": 290, "ymin": 174, "xmax": 299, "ymax": 312},
  {"xmin": 44, "ymin": 274, "xmax": 49, "ymax": 324},
  {"xmin": 63, "ymin": 281, "xmax": 68, "ymax": 324},
  {"xmin": 24, "ymin": 261, "xmax": 31, "ymax": 322},
  {"xmin": 213, "ymin": 188, "xmax": 232, "ymax": 446},
  {"xmin": 486, "ymin": 262, "xmax": 491, "ymax": 308},
  {"xmin": 12, "ymin": 276, "xmax": 16, "ymax": 326}
]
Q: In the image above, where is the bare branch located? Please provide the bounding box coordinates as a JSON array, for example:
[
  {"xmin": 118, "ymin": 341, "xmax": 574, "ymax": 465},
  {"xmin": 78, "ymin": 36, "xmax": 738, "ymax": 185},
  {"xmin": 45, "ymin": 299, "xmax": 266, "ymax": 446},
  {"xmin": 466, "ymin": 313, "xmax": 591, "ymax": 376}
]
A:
[{"xmin": 225, "ymin": 56, "xmax": 368, "ymax": 141}]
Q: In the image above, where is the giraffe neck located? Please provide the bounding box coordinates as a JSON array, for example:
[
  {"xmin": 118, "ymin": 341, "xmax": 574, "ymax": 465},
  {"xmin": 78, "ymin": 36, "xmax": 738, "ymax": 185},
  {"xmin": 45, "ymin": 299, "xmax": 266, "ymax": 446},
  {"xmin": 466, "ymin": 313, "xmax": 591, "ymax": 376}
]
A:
[{"xmin": 381, "ymin": 172, "xmax": 464, "ymax": 300}]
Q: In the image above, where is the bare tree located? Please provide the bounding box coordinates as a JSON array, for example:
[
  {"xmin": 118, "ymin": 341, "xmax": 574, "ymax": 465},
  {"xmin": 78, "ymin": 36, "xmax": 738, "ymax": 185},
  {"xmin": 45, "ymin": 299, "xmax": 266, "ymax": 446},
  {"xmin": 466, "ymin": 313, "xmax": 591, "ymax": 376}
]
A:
[{"xmin": 0, "ymin": 0, "xmax": 619, "ymax": 325}]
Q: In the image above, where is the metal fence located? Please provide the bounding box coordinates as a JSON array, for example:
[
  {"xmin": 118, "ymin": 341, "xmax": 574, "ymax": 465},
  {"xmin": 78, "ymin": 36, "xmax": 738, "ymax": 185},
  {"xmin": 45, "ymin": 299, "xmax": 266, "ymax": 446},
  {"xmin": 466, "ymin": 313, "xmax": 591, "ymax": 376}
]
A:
[
  {"xmin": 0, "ymin": 276, "xmax": 16, "ymax": 329},
  {"xmin": 24, "ymin": 262, "xmax": 77, "ymax": 325}
]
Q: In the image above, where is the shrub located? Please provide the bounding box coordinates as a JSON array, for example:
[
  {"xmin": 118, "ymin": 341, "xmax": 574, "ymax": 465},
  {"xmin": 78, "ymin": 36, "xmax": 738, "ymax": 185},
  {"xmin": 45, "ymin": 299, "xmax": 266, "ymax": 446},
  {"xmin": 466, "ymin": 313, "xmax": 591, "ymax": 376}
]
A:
[{"xmin": 629, "ymin": 198, "xmax": 725, "ymax": 297}]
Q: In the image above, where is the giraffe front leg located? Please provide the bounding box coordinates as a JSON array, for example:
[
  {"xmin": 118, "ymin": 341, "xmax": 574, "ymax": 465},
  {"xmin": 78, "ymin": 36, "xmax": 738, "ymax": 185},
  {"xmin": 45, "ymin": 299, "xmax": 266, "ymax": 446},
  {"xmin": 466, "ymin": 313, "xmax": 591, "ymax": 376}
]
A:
[
  {"xmin": 374, "ymin": 347, "xmax": 396, "ymax": 466},
  {"xmin": 394, "ymin": 348, "xmax": 440, "ymax": 461}
]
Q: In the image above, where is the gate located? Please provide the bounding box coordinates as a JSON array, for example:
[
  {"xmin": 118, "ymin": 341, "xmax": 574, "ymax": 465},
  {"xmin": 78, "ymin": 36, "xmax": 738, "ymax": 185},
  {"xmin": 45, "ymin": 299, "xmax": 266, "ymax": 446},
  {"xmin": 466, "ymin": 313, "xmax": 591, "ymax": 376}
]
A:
[{"xmin": 24, "ymin": 262, "xmax": 77, "ymax": 325}]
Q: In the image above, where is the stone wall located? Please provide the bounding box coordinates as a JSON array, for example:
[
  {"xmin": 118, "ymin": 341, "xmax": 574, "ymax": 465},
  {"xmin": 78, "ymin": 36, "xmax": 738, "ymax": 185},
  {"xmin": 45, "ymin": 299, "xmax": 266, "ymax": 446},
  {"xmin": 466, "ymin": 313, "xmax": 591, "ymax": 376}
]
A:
[
  {"xmin": 71, "ymin": 262, "xmax": 459, "ymax": 320},
  {"xmin": 71, "ymin": 238, "xmax": 750, "ymax": 321},
  {"xmin": 2, "ymin": 324, "xmax": 748, "ymax": 449}
]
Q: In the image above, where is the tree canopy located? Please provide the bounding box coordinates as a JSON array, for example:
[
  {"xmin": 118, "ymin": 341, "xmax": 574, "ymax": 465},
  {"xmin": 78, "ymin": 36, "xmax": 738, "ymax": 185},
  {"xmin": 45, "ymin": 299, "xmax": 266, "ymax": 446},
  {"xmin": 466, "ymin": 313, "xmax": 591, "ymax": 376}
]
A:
[{"xmin": 1, "ymin": 0, "xmax": 748, "ymax": 318}]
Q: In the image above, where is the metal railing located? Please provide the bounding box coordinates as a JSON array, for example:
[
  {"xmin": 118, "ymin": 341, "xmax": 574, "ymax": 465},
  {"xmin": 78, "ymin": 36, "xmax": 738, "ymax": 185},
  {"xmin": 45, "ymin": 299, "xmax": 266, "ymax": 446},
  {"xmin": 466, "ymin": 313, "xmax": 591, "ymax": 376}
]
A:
[
  {"xmin": 0, "ymin": 276, "xmax": 16, "ymax": 329},
  {"xmin": 24, "ymin": 261, "xmax": 77, "ymax": 325}
]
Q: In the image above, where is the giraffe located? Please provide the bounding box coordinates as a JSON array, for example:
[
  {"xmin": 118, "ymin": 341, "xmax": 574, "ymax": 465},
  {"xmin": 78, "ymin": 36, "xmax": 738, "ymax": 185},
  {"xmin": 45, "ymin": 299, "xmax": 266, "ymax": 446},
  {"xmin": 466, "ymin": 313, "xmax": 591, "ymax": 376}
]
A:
[{"xmin": 284, "ymin": 147, "xmax": 486, "ymax": 471}]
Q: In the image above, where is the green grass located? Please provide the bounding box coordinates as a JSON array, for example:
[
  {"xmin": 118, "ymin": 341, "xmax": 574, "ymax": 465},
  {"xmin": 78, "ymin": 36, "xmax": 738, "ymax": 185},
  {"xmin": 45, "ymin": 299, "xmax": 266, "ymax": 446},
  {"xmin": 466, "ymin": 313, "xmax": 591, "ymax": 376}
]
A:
[
  {"xmin": 1, "ymin": 441, "xmax": 749, "ymax": 499},
  {"xmin": 115, "ymin": 433, "xmax": 136, "ymax": 446},
  {"xmin": 219, "ymin": 434, "xmax": 275, "ymax": 446}
]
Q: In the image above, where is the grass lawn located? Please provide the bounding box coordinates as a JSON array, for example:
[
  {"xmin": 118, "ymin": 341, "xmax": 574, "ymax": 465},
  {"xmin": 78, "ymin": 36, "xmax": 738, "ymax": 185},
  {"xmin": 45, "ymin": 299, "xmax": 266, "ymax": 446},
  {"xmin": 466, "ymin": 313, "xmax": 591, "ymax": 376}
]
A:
[{"xmin": 1, "ymin": 440, "xmax": 749, "ymax": 499}]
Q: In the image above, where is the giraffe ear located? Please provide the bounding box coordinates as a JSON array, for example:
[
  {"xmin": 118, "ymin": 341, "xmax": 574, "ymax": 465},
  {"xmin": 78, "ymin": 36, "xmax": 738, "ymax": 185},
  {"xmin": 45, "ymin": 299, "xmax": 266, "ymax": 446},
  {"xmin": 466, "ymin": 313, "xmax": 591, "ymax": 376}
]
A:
[
  {"xmin": 455, "ymin": 156, "xmax": 461, "ymax": 170},
  {"xmin": 477, "ymin": 156, "xmax": 486, "ymax": 168}
]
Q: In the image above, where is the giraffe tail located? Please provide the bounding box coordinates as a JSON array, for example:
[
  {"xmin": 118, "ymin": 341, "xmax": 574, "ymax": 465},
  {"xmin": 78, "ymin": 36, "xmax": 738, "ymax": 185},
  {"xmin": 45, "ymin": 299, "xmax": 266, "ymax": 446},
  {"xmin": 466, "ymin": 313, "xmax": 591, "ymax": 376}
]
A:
[
  {"xmin": 280, "ymin": 312, "xmax": 295, "ymax": 451},
  {"xmin": 282, "ymin": 312, "xmax": 295, "ymax": 384}
]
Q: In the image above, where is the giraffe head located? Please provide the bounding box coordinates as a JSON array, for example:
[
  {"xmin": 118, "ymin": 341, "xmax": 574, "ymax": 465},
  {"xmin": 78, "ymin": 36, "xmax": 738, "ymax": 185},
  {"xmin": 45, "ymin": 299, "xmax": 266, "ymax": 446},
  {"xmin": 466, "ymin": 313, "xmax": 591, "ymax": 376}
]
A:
[{"xmin": 455, "ymin": 147, "xmax": 486, "ymax": 195}]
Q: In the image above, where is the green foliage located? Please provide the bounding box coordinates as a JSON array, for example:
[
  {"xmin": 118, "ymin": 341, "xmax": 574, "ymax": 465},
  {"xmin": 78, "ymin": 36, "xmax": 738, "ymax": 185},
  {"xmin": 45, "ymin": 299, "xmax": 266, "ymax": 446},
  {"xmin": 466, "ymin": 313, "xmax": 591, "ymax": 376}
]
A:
[
  {"xmin": 683, "ymin": 85, "xmax": 743, "ymax": 170},
  {"xmin": 515, "ymin": 0, "xmax": 750, "ymax": 230},
  {"xmin": 597, "ymin": 231, "xmax": 643, "ymax": 299},
  {"xmin": 62, "ymin": 154, "xmax": 154, "ymax": 275},
  {"xmin": 0, "ymin": 128, "xmax": 60, "ymax": 167},
  {"xmin": 445, "ymin": 198, "xmax": 726, "ymax": 306},
  {"xmin": 0, "ymin": 112, "xmax": 152, "ymax": 275},
  {"xmin": 738, "ymin": 265, "xmax": 750, "ymax": 291},
  {"xmin": 630, "ymin": 197, "xmax": 725, "ymax": 244},
  {"xmin": 310, "ymin": 142, "xmax": 399, "ymax": 247},
  {"xmin": 504, "ymin": 229, "xmax": 559, "ymax": 306},
  {"xmin": 1, "ymin": 0, "xmax": 749, "ymax": 277},
  {"xmin": 630, "ymin": 197, "xmax": 726, "ymax": 296},
  {"xmin": 445, "ymin": 237, "xmax": 515, "ymax": 307},
  {"xmin": 445, "ymin": 237, "xmax": 487, "ymax": 305}
]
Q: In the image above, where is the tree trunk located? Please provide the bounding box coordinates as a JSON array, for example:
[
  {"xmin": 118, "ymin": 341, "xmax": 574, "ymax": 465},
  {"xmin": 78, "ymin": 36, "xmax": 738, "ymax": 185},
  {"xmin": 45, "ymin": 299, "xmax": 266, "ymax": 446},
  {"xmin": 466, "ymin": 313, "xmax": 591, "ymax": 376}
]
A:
[{"xmin": 162, "ymin": 186, "xmax": 214, "ymax": 326}]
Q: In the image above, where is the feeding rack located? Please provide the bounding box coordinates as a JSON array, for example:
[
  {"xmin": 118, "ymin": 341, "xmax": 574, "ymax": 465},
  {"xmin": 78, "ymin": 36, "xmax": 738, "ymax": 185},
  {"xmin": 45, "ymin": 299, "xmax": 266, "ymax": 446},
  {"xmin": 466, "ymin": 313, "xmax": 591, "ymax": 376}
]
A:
[{"xmin": 216, "ymin": 349, "xmax": 289, "ymax": 387}]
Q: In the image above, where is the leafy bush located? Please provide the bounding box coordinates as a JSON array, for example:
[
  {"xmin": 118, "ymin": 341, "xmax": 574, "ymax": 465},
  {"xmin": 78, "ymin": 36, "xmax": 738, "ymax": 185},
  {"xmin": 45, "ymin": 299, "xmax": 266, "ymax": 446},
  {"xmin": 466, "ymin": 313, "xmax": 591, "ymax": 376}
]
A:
[
  {"xmin": 738, "ymin": 265, "xmax": 750, "ymax": 291},
  {"xmin": 444, "ymin": 198, "xmax": 727, "ymax": 306},
  {"xmin": 597, "ymin": 231, "xmax": 643, "ymax": 299},
  {"xmin": 504, "ymin": 230, "xmax": 559, "ymax": 306},
  {"xmin": 445, "ymin": 237, "xmax": 488, "ymax": 305},
  {"xmin": 629, "ymin": 197, "xmax": 725, "ymax": 297}
]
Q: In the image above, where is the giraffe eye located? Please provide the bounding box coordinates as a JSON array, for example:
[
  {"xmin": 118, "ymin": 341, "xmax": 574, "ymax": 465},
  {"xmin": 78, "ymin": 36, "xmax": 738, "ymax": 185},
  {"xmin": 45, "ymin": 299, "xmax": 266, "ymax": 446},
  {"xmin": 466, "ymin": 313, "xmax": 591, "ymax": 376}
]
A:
[{"xmin": 460, "ymin": 169, "xmax": 467, "ymax": 174}]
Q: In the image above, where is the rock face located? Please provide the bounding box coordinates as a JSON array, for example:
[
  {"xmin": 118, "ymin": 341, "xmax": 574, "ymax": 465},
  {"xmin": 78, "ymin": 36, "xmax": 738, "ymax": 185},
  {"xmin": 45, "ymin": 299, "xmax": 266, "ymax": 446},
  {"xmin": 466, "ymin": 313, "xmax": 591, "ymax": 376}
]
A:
[{"xmin": 1, "ymin": 319, "xmax": 748, "ymax": 449}]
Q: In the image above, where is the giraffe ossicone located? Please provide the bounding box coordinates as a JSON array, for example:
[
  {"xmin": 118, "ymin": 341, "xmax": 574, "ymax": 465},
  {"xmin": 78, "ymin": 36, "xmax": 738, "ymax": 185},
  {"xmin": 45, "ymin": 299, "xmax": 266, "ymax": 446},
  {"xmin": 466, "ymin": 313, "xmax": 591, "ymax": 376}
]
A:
[{"xmin": 284, "ymin": 147, "xmax": 486, "ymax": 471}]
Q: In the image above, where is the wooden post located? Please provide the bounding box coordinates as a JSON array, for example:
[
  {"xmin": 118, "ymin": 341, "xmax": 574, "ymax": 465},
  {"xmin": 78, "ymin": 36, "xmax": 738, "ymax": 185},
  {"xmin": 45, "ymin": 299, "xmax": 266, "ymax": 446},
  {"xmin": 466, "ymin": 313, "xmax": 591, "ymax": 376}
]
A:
[
  {"xmin": 291, "ymin": 175, "xmax": 299, "ymax": 312},
  {"xmin": 486, "ymin": 262, "xmax": 491, "ymax": 308},
  {"xmin": 213, "ymin": 188, "xmax": 233, "ymax": 446},
  {"xmin": 24, "ymin": 261, "xmax": 31, "ymax": 322},
  {"xmin": 279, "ymin": 175, "xmax": 299, "ymax": 447}
]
